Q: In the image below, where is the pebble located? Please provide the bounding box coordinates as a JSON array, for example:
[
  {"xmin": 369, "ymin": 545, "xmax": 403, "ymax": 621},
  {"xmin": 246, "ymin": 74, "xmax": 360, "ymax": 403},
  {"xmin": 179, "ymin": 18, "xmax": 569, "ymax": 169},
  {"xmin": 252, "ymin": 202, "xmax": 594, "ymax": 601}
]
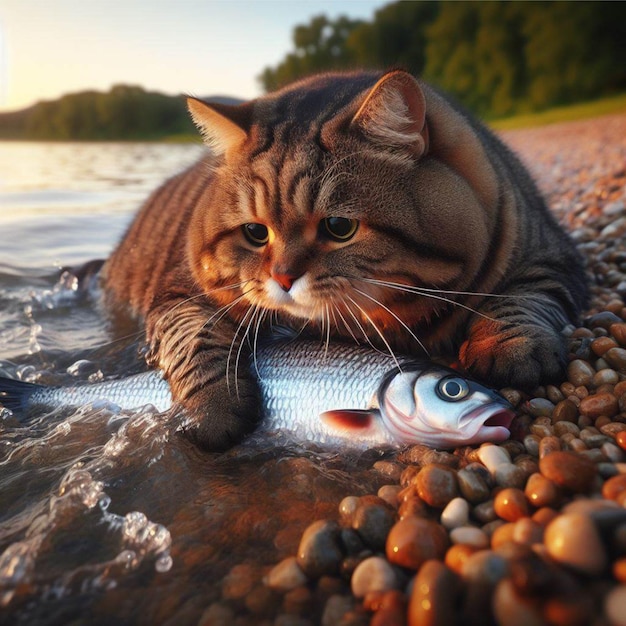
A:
[
  {"xmin": 539, "ymin": 450, "xmax": 598, "ymax": 492},
  {"xmin": 449, "ymin": 526, "xmax": 490, "ymax": 549},
  {"xmin": 544, "ymin": 513, "xmax": 607, "ymax": 575},
  {"xmin": 492, "ymin": 579, "xmax": 544, "ymax": 626},
  {"xmin": 440, "ymin": 497, "xmax": 470, "ymax": 530},
  {"xmin": 414, "ymin": 464, "xmax": 459, "ymax": 508},
  {"xmin": 579, "ymin": 392, "xmax": 619, "ymax": 418},
  {"xmin": 477, "ymin": 445, "xmax": 511, "ymax": 474},
  {"xmin": 386, "ymin": 517, "xmax": 449, "ymax": 570},
  {"xmin": 604, "ymin": 347, "xmax": 626, "ymax": 372},
  {"xmin": 339, "ymin": 496, "xmax": 360, "ymax": 525},
  {"xmin": 604, "ymin": 585, "xmax": 626, "ymax": 626},
  {"xmin": 567, "ymin": 359, "xmax": 596, "ymax": 387},
  {"xmin": 457, "ymin": 467, "xmax": 491, "ymax": 503},
  {"xmin": 408, "ymin": 560, "xmax": 459, "ymax": 626},
  {"xmin": 461, "ymin": 550, "xmax": 509, "ymax": 585},
  {"xmin": 602, "ymin": 474, "xmax": 626, "ymax": 503},
  {"xmin": 351, "ymin": 557, "xmax": 399, "ymax": 598},
  {"xmin": 552, "ymin": 399, "xmax": 579, "ymax": 423},
  {"xmin": 494, "ymin": 488, "xmax": 530, "ymax": 522},
  {"xmin": 526, "ymin": 398, "xmax": 555, "ymax": 417},
  {"xmin": 444, "ymin": 544, "xmax": 478, "ymax": 574},
  {"xmin": 494, "ymin": 463, "xmax": 528, "ymax": 489},
  {"xmin": 352, "ymin": 497, "xmax": 395, "ymax": 551},
  {"xmin": 524, "ymin": 472, "xmax": 559, "ymax": 508},
  {"xmin": 512, "ymin": 518, "xmax": 544, "ymax": 545},
  {"xmin": 296, "ymin": 520, "xmax": 343, "ymax": 579},
  {"xmin": 265, "ymin": 557, "xmax": 308, "ymax": 592}
]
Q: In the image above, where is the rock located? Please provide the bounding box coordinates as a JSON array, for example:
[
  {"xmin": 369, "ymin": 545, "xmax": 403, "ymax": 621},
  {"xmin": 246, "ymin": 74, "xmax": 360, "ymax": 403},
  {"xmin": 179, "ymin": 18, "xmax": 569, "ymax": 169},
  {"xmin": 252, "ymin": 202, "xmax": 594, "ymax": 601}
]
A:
[
  {"xmin": 579, "ymin": 392, "xmax": 619, "ymax": 418},
  {"xmin": 604, "ymin": 347, "xmax": 626, "ymax": 373},
  {"xmin": 611, "ymin": 323, "xmax": 626, "ymax": 347},
  {"xmin": 552, "ymin": 399, "xmax": 579, "ymax": 424},
  {"xmin": 477, "ymin": 445, "xmax": 511, "ymax": 474},
  {"xmin": 296, "ymin": 520, "xmax": 343, "ymax": 579},
  {"xmin": 512, "ymin": 518, "xmax": 544, "ymax": 545},
  {"xmin": 265, "ymin": 557, "xmax": 308, "ymax": 592},
  {"xmin": 538, "ymin": 451, "xmax": 598, "ymax": 492},
  {"xmin": 602, "ymin": 474, "xmax": 626, "ymax": 504},
  {"xmin": 567, "ymin": 360, "xmax": 596, "ymax": 387},
  {"xmin": 321, "ymin": 595, "xmax": 355, "ymax": 626},
  {"xmin": 449, "ymin": 526, "xmax": 489, "ymax": 549},
  {"xmin": 526, "ymin": 398, "xmax": 555, "ymax": 417},
  {"xmin": 351, "ymin": 556, "xmax": 399, "ymax": 598},
  {"xmin": 408, "ymin": 560, "xmax": 460, "ymax": 626},
  {"xmin": 604, "ymin": 585, "xmax": 626, "ymax": 626},
  {"xmin": 493, "ymin": 579, "xmax": 544, "ymax": 626},
  {"xmin": 524, "ymin": 473, "xmax": 559, "ymax": 508},
  {"xmin": 440, "ymin": 497, "xmax": 470, "ymax": 530},
  {"xmin": 414, "ymin": 464, "xmax": 459, "ymax": 509},
  {"xmin": 461, "ymin": 550, "xmax": 509, "ymax": 585},
  {"xmin": 544, "ymin": 513, "xmax": 607, "ymax": 575},
  {"xmin": 386, "ymin": 517, "xmax": 449, "ymax": 570},
  {"xmin": 494, "ymin": 463, "xmax": 528, "ymax": 489},
  {"xmin": 494, "ymin": 488, "xmax": 530, "ymax": 522},
  {"xmin": 444, "ymin": 544, "xmax": 478, "ymax": 574},
  {"xmin": 457, "ymin": 467, "xmax": 491, "ymax": 503},
  {"xmin": 339, "ymin": 496, "xmax": 360, "ymax": 525},
  {"xmin": 352, "ymin": 497, "xmax": 395, "ymax": 551}
]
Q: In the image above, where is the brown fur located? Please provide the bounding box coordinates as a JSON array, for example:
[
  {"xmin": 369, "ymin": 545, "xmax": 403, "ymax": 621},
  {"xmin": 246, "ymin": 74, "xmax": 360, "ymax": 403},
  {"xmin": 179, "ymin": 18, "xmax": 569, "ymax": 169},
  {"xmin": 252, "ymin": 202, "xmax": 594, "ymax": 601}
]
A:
[{"xmin": 102, "ymin": 70, "xmax": 588, "ymax": 450}]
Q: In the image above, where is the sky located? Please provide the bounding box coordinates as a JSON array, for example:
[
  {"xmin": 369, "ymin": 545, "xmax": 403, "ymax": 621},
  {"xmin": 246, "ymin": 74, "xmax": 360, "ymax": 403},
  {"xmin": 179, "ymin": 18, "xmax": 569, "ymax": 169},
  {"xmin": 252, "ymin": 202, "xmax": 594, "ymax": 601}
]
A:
[{"xmin": 0, "ymin": 0, "xmax": 387, "ymax": 113}]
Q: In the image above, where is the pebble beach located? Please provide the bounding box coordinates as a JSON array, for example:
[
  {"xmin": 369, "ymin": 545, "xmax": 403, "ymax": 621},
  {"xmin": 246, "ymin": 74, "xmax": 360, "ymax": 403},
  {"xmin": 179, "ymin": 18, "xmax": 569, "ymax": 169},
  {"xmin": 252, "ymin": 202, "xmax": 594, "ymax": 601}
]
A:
[{"xmin": 200, "ymin": 113, "xmax": 626, "ymax": 626}]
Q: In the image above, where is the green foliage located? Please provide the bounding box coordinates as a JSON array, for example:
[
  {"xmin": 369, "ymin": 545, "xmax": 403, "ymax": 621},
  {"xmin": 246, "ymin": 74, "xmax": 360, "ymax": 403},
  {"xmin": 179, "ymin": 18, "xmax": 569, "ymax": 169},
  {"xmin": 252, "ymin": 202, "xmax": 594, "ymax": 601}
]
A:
[
  {"xmin": 0, "ymin": 85, "xmax": 196, "ymax": 141},
  {"xmin": 259, "ymin": 1, "xmax": 626, "ymax": 118}
]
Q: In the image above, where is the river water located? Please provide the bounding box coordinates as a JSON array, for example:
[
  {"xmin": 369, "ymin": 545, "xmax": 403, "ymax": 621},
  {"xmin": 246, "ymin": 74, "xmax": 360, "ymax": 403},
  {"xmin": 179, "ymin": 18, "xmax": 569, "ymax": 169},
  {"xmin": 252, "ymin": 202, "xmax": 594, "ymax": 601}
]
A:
[{"xmin": 0, "ymin": 142, "xmax": 389, "ymax": 625}]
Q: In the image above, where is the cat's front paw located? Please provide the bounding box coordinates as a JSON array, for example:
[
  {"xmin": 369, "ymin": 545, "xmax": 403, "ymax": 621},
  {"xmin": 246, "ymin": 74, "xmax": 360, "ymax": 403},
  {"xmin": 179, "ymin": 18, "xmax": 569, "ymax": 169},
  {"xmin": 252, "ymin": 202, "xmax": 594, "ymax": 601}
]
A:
[
  {"xmin": 459, "ymin": 319, "xmax": 567, "ymax": 390},
  {"xmin": 176, "ymin": 376, "xmax": 262, "ymax": 451}
]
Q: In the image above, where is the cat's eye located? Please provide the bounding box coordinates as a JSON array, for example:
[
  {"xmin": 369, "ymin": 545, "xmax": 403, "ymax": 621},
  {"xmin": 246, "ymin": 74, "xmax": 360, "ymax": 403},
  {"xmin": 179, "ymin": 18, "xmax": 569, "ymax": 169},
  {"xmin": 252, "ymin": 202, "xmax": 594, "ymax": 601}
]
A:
[
  {"xmin": 320, "ymin": 217, "xmax": 359, "ymax": 242},
  {"xmin": 242, "ymin": 223, "xmax": 270, "ymax": 247},
  {"xmin": 436, "ymin": 376, "xmax": 470, "ymax": 402}
]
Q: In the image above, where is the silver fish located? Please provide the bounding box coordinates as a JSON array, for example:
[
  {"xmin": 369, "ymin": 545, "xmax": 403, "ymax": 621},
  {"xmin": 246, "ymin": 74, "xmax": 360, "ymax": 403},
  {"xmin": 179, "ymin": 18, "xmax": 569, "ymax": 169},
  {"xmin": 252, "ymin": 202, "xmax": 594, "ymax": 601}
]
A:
[{"xmin": 0, "ymin": 340, "xmax": 515, "ymax": 448}]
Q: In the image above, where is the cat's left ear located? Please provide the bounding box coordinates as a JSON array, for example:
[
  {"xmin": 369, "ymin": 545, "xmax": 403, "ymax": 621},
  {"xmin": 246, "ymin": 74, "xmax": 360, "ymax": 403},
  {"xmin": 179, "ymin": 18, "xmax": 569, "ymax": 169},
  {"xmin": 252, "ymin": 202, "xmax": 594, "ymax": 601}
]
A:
[
  {"xmin": 187, "ymin": 98, "xmax": 250, "ymax": 155},
  {"xmin": 350, "ymin": 71, "xmax": 428, "ymax": 158}
]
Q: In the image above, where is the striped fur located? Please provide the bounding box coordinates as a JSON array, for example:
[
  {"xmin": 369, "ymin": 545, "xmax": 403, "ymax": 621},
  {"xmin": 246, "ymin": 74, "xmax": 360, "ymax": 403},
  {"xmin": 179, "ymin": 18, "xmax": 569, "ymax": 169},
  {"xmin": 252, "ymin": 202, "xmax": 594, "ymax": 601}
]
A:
[{"xmin": 102, "ymin": 70, "xmax": 588, "ymax": 450}]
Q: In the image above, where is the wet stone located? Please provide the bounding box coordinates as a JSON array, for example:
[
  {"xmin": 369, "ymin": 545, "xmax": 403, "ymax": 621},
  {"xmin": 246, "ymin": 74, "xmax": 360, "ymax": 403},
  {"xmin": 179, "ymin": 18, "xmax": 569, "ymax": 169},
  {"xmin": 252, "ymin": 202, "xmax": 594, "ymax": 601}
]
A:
[
  {"xmin": 352, "ymin": 497, "xmax": 395, "ymax": 551},
  {"xmin": 386, "ymin": 517, "xmax": 449, "ymax": 570},
  {"xmin": 604, "ymin": 585, "xmax": 626, "ymax": 626},
  {"xmin": 449, "ymin": 526, "xmax": 489, "ymax": 549},
  {"xmin": 579, "ymin": 392, "xmax": 619, "ymax": 418},
  {"xmin": 414, "ymin": 464, "xmax": 459, "ymax": 509},
  {"xmin": 611, "ymin": 322, "xmax": 626, "ymax": 347},
  {"xmin": 525, "ymin": 473, "xmax": 559, "ymax": 509},
  {"xmin": 494, "ymin": 488, "xmax": 530, "ymax": 522},
  {"xmin": 493, "ymin": 578, "xmax": 544, "ymax": 626},
  {"xmin": 461, "ymin": 550, "xmax": 509, "ymax": 585},
  {"xmin": 339, "ymin": 496, "xmax": 360, "ymax": 526},
  {"xmin": 440, "ymin": 497, "xmax": 470, "ymax": 530},
  {"xmin": 604, "ymin": 347, "xmax": 626, "ymax": 373},
  {"xmin": 526, "ymin": 398, "xmax": 555, "ymax": 417},
  {"xmin": 593, "ymin": 368, "xmax": 619, "ymax": 386},
  {"xmin": 457, "ymin": 468, "xmax": 491, "ymax": 503},
  {"xmin": 377, "ymin": 484, "xmax": 402, "ymax": 509},
  {"xmin": 586, "ymin": 310, "xmax": 623, "ymax": 329},
  {"xmin": 445, "ymin": 543, "xmax": 478, "ymax": 574},
  {"xmin": 539, "ymin": 450, "xmax": 598, "ymax": 492},
  {"xmin": 545, "ymin": 513, "xmax": 608, "ymax": 575},
  {"xmin": 266, "ymin": 557, "xmax": 308, "ymax": 592},
  {"xmin": 567, "ymin": 360, "xmax": 596, "ymax": 387},
  {"xmin": 477, "ymin": 445, "xmax": 512, "ymax": 474},
  {"xmin": 494, "ymin": 463, "xmax": 528, "ymax": 489},
  {"xmin": 351, "ymin": 556, "xmax": 399, "ymax": 598},
  {"xmin": 297, "ymin": 520, "xmax": 343, "ymax": 579},
  {"xmin": 602, "ymin": 474, "xmax": 626, "ymax": 503},
  {"xmin": 591, "ymin": 336, "xmax": 619, "ymax": 356},
  {"xmin": 408, "ymin": 560, "xmax": 460, "ymax": 626}
]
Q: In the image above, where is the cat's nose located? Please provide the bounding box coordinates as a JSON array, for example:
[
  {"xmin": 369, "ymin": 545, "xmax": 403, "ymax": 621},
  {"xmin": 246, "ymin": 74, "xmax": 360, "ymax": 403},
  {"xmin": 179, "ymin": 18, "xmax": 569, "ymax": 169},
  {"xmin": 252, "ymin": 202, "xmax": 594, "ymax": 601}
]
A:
[{"xmin": 271, "ymin": 270, "xmax": 298, "ymax": 292}]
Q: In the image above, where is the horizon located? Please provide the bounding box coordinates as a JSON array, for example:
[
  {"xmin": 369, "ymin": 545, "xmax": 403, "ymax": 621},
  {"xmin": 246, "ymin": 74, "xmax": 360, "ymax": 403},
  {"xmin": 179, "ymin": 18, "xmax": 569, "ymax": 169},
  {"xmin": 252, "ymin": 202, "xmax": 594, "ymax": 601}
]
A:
[{"xmin": 0, "ymin": 0, "xmax": 386, "ymax": 114}]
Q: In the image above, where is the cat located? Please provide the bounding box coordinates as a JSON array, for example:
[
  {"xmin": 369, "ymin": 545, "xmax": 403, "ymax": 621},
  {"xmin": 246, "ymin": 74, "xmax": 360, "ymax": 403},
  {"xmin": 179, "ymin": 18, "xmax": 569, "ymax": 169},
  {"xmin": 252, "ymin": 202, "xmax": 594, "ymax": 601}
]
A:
[{"xmin": 101, "ymin": 69, "xmax": 589, "ymax": 450}]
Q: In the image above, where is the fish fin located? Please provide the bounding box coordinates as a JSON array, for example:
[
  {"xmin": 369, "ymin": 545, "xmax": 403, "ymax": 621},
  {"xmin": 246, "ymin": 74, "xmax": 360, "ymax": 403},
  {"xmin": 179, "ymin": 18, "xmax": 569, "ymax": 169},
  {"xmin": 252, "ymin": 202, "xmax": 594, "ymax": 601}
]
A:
[
  {"xmin": 0, "ymin": 377, "xmax": 42, "ymax": 412},
  {"xmin": 320, "ymin": 409, "xmax": 379, "ymax": 431}
]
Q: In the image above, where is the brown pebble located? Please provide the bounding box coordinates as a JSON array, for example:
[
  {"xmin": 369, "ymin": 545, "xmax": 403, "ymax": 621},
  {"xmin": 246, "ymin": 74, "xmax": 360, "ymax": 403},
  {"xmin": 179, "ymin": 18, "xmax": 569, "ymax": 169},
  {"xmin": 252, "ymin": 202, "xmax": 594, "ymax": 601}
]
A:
[
  {"xmin": 512, "ymin": 518, "xmax": 544, "ymax": 545},
  {"xmin": 604, "ymin": 347, "xmax": 626, "ymax": 372},
  {"xmin": 352, "ymin": 497, "xmax": 395, "ymax": 551},
  {"xmin": 296, "ymin": 520, "xmax": 343, "ymax": 579},
  {"xmin": 444, "ymin": 544, "xmax": 478, "ymax": 575},
  {"xmin": 457, "ymin": 467, "xmax": 491, "ymax": 503},
  {"xmin": 494, "ymin": 488, "xmax": 530, "ymax": 522},
  {"xmin": 542, "ymin": 594, "xmax": 593, "ymax": 626},
  {"xmin": 386, "ymin": 517, "xmax": 449, "ymax": 570},
  {"xmin": 490, "ymin": 523, "xmax": 516, "ymax": 548},
  {"xmin": 414, "ymin": 464, "xmax": 459, "ymax": 509},
  {"xmin": 539, "ymin": 436, "xmax": 561, "ymax": 458},
  {"xmin": 532, "ymin": 507, "xmax": 559, "ymax": 526},
  {"xmin": 494, "ymin": 463, "xmax": 527, "ymax": 489},
  {"xmin": 539, "ymin": 451, "xmax": 598, "ymax": 492},
  {"xmin": 552, "ymin": 399, "xmax": 578, "ymax": 423},
  {"xmin": 602, "ymin": 474, "xmax": 626, "ymax": 503},
  {"xmin": 591, "ymin": 336, "xmax": 618, "ymax": 356},
  {"xmin": 617, "ymin": 431, "xmax": 626, "ymax": 451},
  {"xmin": 544, "ymin": 513, "xmax": 607, "ymax": 575},
  {"xmin": 408, "ymin": 560, "xmax": 459, "ymax": 626},
  {"xmin": 525, "ymin": 473, "xmax": 559, "ymax": 508},
  {"xmin": 579, "ymin": 392, "xmax": 619, "ymax": 418},
  {"xmin": 611, "ymin": 323, "xmax": 626, "ymax": 346},
  {"xmin": 567, "ymin": 360, "xmax": 596, "ymax": 387},
  {"xmin": 614, "ymin": 558, "xmax": 626, "ymax": 584},
  {"xmin": 492, "ymin": 579, "xmax": 544, "ymax": 626},
  {"xmin": 604, "ymin": 585, "xmax": 626, "ymax": 626}
]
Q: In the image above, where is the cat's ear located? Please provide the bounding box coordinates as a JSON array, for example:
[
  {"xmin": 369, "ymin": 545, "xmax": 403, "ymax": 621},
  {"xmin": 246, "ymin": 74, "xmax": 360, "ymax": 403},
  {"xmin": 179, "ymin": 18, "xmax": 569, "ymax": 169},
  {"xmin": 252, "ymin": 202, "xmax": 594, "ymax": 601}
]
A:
[
  {"xmin": 187, "ymin": 98, "xmax": 249, "ymax": 154},
  {"xmin": 350, "ymin": 71, "xmax": 428, "ymax": 158}
]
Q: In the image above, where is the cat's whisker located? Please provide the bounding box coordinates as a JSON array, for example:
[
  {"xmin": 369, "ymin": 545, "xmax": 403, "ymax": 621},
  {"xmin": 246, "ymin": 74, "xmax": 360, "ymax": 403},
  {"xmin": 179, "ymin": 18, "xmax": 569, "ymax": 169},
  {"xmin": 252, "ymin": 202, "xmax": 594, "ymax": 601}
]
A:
[
  {"xmin": 251, "ymin": 307, "xmax": 267, "ymax": 380},
  {"xmin": 234, "ymin": 304, "xmax": 262, "ymax": 399},
  {"xmin": 226, "ymin": 302, "xmax": 256, "ymax": 399},
  {"xmin": 345, "ymin": 294, "xmax": 403, "ymax": 371},
  {"xmin": 356, "ymin": 277, "xmax": 499, "ymax": 323},
  {"xmin": 323, "ymin": 303, "xmax": 331, "ymax": 359},
  {"xmin": 352, "ymin": 287, "xmax": 430, "ymax": 357},
  {"xmin": 339, "ymin": 296, "xmax": 380, "ymax": 351},
  {"xmin": 332, "ymin": 302, "xmax": 361, "ymax": 345}
]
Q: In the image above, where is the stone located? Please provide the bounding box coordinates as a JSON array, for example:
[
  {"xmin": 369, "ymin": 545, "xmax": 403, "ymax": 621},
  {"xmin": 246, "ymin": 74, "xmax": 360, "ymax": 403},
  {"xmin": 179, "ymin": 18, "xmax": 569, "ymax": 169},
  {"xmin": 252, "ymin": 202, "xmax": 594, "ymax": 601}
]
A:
[
  {"xmin": 604, "ymin": 586, "xmax": 626, "ymax": 626},
  {"xmin": 539, "ymin": 451, "xmax": 598, "ymax": 492},
  {"xmin": 524, "ymin": 473, "xmax": 559, "ymax": 508},
  {"xmin": 408, "ymin": 560, "xmax": 459, "ymax": 626},
  {"xmin": 351, "ymin": 556, "xmax": 399, "ymax": 598},
  {"xmin": 494, "ymin": 488, "xmax": 530, "ymax": 522},
  {"xmin": 544, "ymin": 513, "xmax": 607, "ymax": 575},
  {"xmin": 604, "ymin": 347, "xmax": 626, "ymax": 373},
  {"xmin": 338, "ymin": 496, "xmax": 360, "ymax": 525},
  {"xmin": 567, "ymin": 360, "xmax": 596, "ymax": 387},
  {"xmin": 266, "ymin": 557, "xmax": 308, "ymax": 592},
  {"xmin": 457, "ymin": 468, "xmax": 491, "ymax": 503},
  {"xmin": 414, "ymin": 464, "xmax": 459, "ymax": 509},
  {"xmin": 461, "ymin": 550, "xmax": 509, "ymax": 585},
  {"xmin": 552, "ymin": 399, "xmax": 579, "ymax": 424},
  {"xmin": 602, "ymin": 474, "xmax": 626, "ymax": 503},
  {"xmin": 493, "ymin": 579, "xmax": 544, "ymax": 626},
  {"xmin": 579, "ymin": 392, "xmax": 619, "ymax": 418},
  {"xmin": 296, "ymin": 520, "xmax": 343, "ymax": 579},
  {"xmin": 449, "ymin": 526, "xmax": 489, "ymax": 549},
  {"xmin": 352, "ymin": 497, "xmax": 395, "ymax": 551},
  {"xmin": 386, "ymin": 517, "xmax": 449, "ymax": 570},
  {"xmin": 440, "ymin": 497, "xmax": 470, "ymax": 530},
  {"xmin": 477, "ymin": 445, "xmax": 511, "ymax": 474}
]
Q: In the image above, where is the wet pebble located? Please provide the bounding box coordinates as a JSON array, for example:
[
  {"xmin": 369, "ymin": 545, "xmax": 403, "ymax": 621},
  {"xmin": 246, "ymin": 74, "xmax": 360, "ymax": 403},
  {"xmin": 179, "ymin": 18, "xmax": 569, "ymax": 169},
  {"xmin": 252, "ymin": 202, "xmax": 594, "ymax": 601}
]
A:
[
  {"xmin": 494, "ymin": 488, "xmax": 530, "ymax": 522},
  {"xmin": 351, "ymin": 556, "xmax": 399, "ymax": 598},
  {"xmin": 461, "ymin": 550, "xmax": 509, "ymax": 585},
  {"xmin": 539, "ymin": 450, "xmax": 598, "ymax": 492},
  {"xmin": 604, "ymin": 347, "xmax": 626, "ymax": 372},
  {"xmin": 414, "ymin": 464, "xmax": 459, "ymax": 508},
  {"xmin": 352, "ymin": 497, "xmax": 395, "ymax": 551},
  {"xmin": 544, "ymin": 513, "xmax": 607, "ymax": 575},
  {"xmin": 296, "ymin": 520, "xmax": 343, "ymax": 579},
  {"xmin": 604, "ymin": 585, "xmax": 626, "ymax": 626},
  {"xmin": 408, "ymin": 560, "xmax": 459, "ymax": 626},
  {"xmin": 579, "ymin": 392, "xmax": 619, "ymax": 418},
  {"xmin": 457, "ymin": 467, "xmax": 491, "ymax": 503},
  {"xmin": 602, "ymin": 474, "xmax": 626, "ymax": 504},
  {"xmin": 524, "ymin": 472, "xmax": 559, "ymax": 508},
  {"xmin": 449, "ymin": 526, "xmax": 489, "ymax": 549},
  {"xmin": 386, "ymin": 517, "xmax": 449, "ymax": 570},
  {"xmin": 567, "ymin": 359, "xmax": 596, "ymax": 387},
  {"xmin": 477, "ymin": 444, "xmax": 512, "ymax": 474},
  {"xmin": 266, "ymin": 557, "xmax": 308, "ymax": 592},
  {"xmin": 440, "ymin": 497, "xmax": 470, "ymax": 530},
  {"xmin": 526, "ymin": 398, "xmax": 555, "ymax": 417}
]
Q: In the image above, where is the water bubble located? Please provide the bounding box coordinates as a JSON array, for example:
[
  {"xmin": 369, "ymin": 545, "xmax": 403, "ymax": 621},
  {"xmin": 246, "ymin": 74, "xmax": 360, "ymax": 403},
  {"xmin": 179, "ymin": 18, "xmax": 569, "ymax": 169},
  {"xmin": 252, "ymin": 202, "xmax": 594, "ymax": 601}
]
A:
[{"xmin": 66, "ymin": 359, "xmax": 97, "ymax": 377}]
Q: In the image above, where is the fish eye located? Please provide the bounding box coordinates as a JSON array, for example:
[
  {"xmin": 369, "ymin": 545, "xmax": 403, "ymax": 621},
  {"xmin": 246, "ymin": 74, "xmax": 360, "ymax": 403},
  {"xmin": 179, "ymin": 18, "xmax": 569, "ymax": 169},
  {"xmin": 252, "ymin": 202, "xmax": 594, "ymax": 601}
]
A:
[
  {"xmin": 242, "ymin": 223, "xmax": 270, "ymax": 247},
  {"xmin": 436, "ymin": 376, "xmax": 470, "ymax": 402},
  {"xmin": 320, "ymin": 217, "xmax": 359, "ymax": 242}
]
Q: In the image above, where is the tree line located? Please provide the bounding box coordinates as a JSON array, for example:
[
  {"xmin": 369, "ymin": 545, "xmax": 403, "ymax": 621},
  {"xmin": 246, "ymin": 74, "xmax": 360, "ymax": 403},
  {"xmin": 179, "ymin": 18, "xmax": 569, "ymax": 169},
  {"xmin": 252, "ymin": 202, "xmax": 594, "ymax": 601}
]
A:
[{"xmin": 259, "ymin": 1, "xmax": 626, "ymax": 118}]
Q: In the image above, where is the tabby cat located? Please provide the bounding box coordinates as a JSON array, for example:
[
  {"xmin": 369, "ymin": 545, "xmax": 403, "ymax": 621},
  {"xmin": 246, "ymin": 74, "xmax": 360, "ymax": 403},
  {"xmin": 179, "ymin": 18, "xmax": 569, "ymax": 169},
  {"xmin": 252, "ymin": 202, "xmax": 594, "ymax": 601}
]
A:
[{"xmin": 102, "ymin": 70, "xmax": 588, "ymax": 450}]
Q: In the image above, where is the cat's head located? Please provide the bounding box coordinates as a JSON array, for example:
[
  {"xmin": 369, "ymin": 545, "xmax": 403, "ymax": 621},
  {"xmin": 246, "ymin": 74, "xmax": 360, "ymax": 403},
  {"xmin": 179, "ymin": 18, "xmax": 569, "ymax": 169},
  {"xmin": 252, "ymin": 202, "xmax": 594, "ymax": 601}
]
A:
[{"xmin": 186, "ymin": 70, "xmax": 502, "ymax": 340}]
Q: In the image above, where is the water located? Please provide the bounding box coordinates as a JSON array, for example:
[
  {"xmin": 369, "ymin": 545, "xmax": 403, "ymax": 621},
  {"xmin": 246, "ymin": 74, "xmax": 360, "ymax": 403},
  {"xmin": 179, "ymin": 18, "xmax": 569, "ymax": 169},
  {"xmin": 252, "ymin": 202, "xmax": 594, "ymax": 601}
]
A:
[{"xmin": 0, "ymin": 142, "xmax": 388, "ymax": 624}]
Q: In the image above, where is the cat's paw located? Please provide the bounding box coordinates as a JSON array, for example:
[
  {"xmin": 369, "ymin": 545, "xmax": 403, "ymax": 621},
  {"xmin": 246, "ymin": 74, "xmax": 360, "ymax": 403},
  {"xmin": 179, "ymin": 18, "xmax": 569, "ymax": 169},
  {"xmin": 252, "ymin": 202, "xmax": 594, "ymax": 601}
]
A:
[
  {"xmin": 176, "ymin": 376, "xmax": 262, "ymax": 451},
  {"xmin": 459, "ymin": 319, "xmax": 567, "ymax": 390}
]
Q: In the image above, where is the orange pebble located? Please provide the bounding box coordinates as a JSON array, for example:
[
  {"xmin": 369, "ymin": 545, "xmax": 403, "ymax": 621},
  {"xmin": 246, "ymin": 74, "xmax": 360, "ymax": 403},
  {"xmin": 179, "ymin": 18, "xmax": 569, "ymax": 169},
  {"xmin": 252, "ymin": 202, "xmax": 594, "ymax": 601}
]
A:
[
  {"xmin": 494, "ymin": 488, "xmax": 530, "ymax": 522},
  {"xmin": 617, "ymin": 430, "xmax": 626, "ymax": 451},
  {"xmin": 444, "ymin": 543, "xmax": 478, "ymax": 574}
]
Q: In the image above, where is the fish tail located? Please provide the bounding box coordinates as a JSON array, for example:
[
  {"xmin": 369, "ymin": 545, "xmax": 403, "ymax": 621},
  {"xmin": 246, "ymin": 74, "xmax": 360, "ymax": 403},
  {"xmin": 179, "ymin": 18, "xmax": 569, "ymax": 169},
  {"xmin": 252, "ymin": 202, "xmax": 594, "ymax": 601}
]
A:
[{"xmin": 0, "ymin": 376, "xmax": 42, "ymax": 412}]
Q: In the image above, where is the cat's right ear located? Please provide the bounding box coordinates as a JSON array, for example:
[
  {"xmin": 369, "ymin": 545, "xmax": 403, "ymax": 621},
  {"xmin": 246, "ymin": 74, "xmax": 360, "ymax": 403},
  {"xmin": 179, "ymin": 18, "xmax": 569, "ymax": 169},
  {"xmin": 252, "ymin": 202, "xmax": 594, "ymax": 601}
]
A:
[{"xmin": 187, "ymin": 98, "xmax": 249, "ymax": 154}]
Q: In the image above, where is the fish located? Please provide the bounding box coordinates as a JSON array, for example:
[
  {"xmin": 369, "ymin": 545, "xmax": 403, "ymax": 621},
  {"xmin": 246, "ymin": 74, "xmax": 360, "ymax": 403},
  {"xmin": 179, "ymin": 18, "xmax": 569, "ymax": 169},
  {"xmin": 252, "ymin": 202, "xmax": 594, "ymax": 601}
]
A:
[{"xmin": 0, "ymin": 339, "xmax": 515, "ymax": 449}]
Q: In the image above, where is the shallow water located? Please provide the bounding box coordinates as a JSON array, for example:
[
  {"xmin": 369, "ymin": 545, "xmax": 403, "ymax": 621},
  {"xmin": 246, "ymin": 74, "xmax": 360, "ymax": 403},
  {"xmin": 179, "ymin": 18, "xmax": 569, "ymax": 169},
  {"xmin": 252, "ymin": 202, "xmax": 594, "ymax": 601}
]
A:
[{"xmin": 0, "ymin": 142, "xmax": 390, "ymax": 624}]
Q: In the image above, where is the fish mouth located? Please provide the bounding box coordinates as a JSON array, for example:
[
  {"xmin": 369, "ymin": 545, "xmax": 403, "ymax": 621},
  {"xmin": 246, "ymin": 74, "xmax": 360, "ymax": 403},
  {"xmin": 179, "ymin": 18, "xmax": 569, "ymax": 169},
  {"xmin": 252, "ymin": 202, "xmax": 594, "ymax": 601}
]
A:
[{"xmin": 462, "ymin": 404, "xmax": 516, "ymax": 444}]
